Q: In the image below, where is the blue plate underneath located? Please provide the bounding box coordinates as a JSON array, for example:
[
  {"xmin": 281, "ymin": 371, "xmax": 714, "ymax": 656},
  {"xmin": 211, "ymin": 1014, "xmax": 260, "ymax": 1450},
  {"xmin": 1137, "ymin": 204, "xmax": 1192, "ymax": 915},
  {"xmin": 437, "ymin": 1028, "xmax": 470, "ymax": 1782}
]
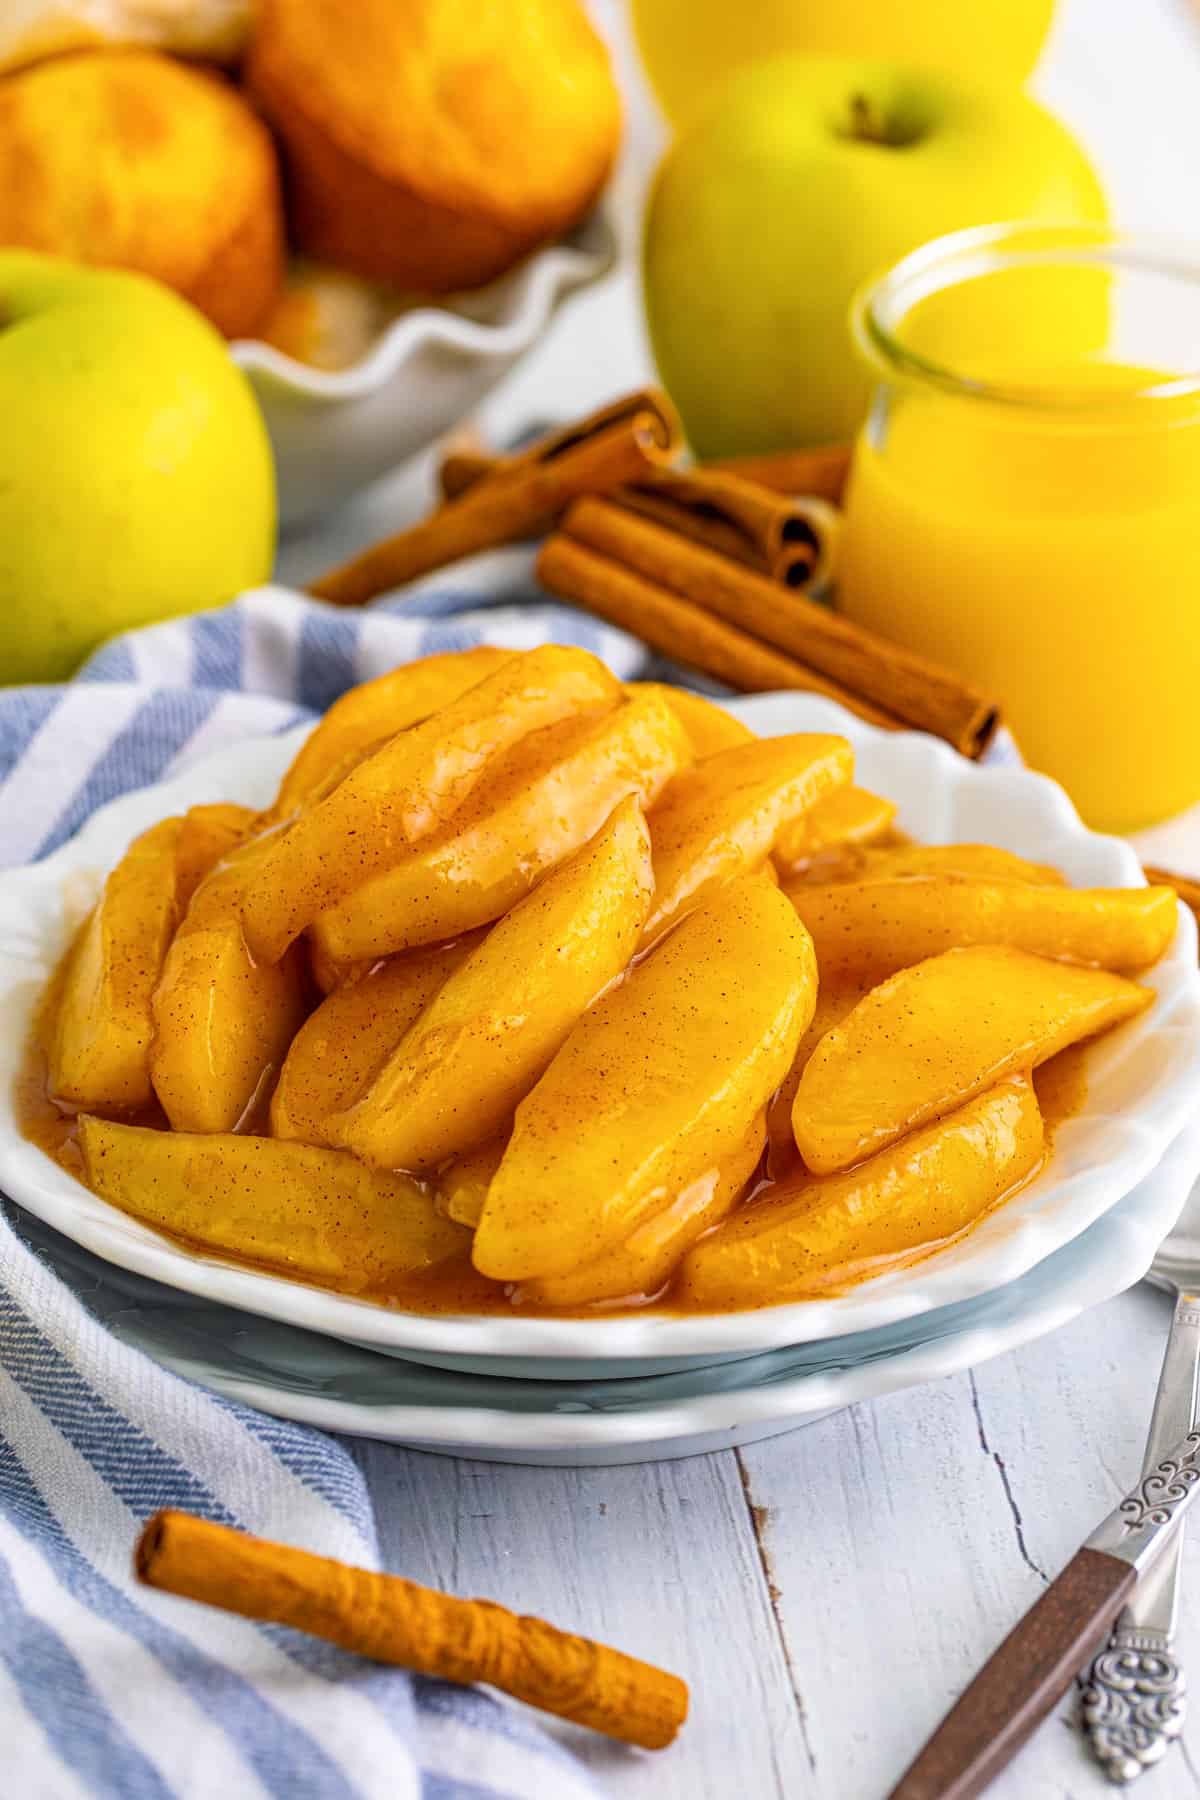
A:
[{"xmin": 8, "ymin": 1120, "xmax": 1197, "ymax": 1465}]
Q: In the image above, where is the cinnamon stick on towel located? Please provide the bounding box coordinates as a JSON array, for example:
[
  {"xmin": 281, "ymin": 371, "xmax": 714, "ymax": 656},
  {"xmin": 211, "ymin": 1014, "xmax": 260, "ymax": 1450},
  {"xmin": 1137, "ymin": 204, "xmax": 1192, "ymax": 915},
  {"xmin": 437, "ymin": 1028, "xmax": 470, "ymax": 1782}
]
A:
[
  {"xmin": 309, "ymin": 408, "xmax": 678, "ymax": 607},
  {"xmin": 556, "ymin": 497, "xmax": 998, "ymax": 759},
  {"xmin": 136, "ymin": 1510, "xmax": 687, "ymax": 1751}
]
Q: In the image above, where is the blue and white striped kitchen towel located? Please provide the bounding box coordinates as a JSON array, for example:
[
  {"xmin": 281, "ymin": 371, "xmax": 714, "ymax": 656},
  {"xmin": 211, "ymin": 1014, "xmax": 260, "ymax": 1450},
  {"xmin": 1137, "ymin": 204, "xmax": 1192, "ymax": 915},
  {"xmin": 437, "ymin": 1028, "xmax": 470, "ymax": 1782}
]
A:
[{"xmin": 0, "ymin": 571, "xmax": 659, "ymax": 1800}]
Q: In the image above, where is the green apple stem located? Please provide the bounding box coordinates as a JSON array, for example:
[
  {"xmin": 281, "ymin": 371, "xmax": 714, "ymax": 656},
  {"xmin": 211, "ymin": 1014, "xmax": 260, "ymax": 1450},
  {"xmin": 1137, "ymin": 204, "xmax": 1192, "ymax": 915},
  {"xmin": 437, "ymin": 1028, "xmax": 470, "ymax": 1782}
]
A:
[{"xmin": 845, "ymin": 92, "xmax": 891, "ymax": 146}]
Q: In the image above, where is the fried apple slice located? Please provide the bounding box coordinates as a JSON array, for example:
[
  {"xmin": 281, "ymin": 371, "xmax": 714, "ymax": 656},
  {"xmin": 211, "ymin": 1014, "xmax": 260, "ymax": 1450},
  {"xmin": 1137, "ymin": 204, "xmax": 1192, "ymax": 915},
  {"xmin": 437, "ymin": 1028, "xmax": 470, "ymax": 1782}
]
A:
[
  {"xmin": 150, "ymin": 831, "xmax": 308, "ymax": 1134},
  {"xmin": 307, "ymin": 939, "xmax": 371, "ymax": 995},
  {"xmin": 333, "ymin": 797, "xmax": 654, "ymax": 1170},
  {"xmin": 270, "ymin": 936, "xmax": 482, "ymax": 1144},
  {"xmin": 793, "ymin": 946, "xmax": 1151, "ymax": 1175},
  {"xmin": 241, "ymin": 645, "xmax": 622, "ymax": 962},
  {"xmin": 782, "ymin": 838, "xmax": 1064, "ymax": 889},
  {"xmin": 680, "ymin": 1077, "xmax": 1043, "ymax": 1309},
  {"xmin": 474, "ymin": 877, "xmax": 816, "ymax": 1282},
  {"xmin": 625, "ymin": 683, "xmax": 753, "ymax": 758},
  {"xmin": 642, "ymin": 733, "xmax": 852, "ymax": 946},
  {"xmin": 272, "ymin": 645, "xmax": 514, "ymax": 817},
  {"xmin": 310, "ymin": 688, "xmax": 690, "ymax": 962},
  {"xmin": 786, "ymin": 878, "xmax": 1178, "ymax": 983},
  {"xmin": 175, "ymin": 802, "xmax": 257, "ymax": 911},
  {"xmin": 774, "ymin": 786, "xmax": 897, "ymax": 873},
  {"xmin": 852, "ymin": 843, "xmax": 1065, "ymax": 885},
  {"xmin": 520, "ymin": 1110, "xmax": 766, "ymax": 1308},
  {"xmin": 438, "ymin": 1134, "xmax": 508, "ymax": 1227},
  {"xmin": 765, "ymin": 976, "xmax": 871, "ymax": 1181},
  {"xmin": 49, "ymin": 816, "xmax": 182, "ymax": 1112},
  {"xmin": 78, "ymin": 1116, "xmax": 466, "ymax": 1295}
]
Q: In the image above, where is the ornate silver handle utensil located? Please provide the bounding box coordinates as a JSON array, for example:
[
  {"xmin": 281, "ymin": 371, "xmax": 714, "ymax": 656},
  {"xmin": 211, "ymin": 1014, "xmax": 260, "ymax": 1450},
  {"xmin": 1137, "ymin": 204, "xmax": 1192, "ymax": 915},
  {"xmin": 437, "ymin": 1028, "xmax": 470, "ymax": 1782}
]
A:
[
  {"xmin": 888, "ymin": 1427, "xmax": 1200, "ymax": 1800},
  {"xmin": 1082, "ymin": 1282, "xmax": 1200, "ymax": 1782}
]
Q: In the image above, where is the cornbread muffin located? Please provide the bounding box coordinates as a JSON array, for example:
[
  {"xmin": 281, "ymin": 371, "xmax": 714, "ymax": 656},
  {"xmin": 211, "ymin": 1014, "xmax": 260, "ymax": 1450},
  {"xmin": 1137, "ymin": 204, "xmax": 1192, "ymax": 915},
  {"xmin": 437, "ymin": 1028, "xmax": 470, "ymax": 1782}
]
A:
[
  {"xmin": 0, "ymin": 49, "xmax": 284, "ymax": 337},
  {"xmin": 0, "ymin": 0, "xmax": 251, "ymax": 74},
  {"xmin": 245, "ymin": 0, "xmax": 621, "ymax": 293}
]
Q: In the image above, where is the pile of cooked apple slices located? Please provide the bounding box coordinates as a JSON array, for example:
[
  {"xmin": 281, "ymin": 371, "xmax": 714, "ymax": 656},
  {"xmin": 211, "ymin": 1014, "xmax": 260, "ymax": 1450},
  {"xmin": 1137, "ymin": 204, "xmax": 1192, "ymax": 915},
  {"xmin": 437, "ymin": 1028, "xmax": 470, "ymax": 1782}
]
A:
[{"xmin": 42, "ymin": 645, "xmax": 1179, "ymax": 1312}]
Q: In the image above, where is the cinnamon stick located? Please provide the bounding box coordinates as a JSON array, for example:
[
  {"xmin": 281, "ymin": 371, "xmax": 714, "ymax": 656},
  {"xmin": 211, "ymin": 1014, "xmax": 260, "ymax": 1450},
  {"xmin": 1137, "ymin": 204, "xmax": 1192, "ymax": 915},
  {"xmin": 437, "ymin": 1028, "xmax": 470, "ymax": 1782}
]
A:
[
  {"xmin": 434, "ymin": 424, "xmax": 488, "ymax": 495},
  {"xmin": 775, "ymin": 496, "xmax": 840, "ymax": 593},
  {"xmin": 437, "ymin": 388, "xmax": 682, "ymax": 505},
  {"xmin": 600, "ymin": 467, "xmax": 837, "ymax": 591},
  {"xmin": 441, "ymin": 444, "xmax": 836, "ymax": 591},
  {"xmin": 560, "ymin": 497, "xmax": 999, "ymax": 759},
  {"xmin": 705, "ymin": 445, "xmax": 853, "ymax": 503},
  {"xmin": 1143, "ymin": 865, "xmax": 1200, "ymax": 929},
  {"xmin": 135, "ymin": 1510, "xmax": 687, "ymax": 1751},
  {"xmin": 612, "ymin": 482, "xmax": 809, "ymax": 575},
  {"xmin": 438, "ymin": 445, "xmax": 503, "ymax": 501},
  {"xmin": 537, "ymin": 533, "xmax": 901, "ymax": 730},
  {"xmin": 309, "ymin": 411, "xmax": 676, "ymax": 607}
]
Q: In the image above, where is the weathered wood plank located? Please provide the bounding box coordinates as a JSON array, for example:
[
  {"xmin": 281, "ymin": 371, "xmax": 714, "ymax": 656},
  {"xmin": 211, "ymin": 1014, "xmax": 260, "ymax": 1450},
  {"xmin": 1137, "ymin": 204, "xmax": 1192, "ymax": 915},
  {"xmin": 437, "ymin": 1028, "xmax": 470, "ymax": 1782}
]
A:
[
  {"xmin": 347, "ymin": 1287, "xmax": 1200, "ymax": 1799},
  {"xmin": 734, "ymin": 1374, "xmax": 1030, "ymax": 1798},
  {"xmin": 353, "ymin": 1440, "xmax": 807, "ymax": 1799},
  {"xmin": 738, "ymin": 1286, "xmax": 1200, "ymax": 1800},
  {"xmin": 971, "ymin": 1284, "xmax": 1200, "ymax": 1800}
]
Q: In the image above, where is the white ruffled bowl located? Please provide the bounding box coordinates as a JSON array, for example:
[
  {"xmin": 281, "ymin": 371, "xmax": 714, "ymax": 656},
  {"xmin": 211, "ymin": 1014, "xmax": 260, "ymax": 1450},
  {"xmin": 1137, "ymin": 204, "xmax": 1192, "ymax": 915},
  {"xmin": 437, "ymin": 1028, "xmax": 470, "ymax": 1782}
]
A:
[
  {"xmin": 231, "ymin": 203, "xmax": 617, "ymax": 528},
  {"xmin": 1, "ymin": 693, "xmax": 1198, "ymax": 1378}
]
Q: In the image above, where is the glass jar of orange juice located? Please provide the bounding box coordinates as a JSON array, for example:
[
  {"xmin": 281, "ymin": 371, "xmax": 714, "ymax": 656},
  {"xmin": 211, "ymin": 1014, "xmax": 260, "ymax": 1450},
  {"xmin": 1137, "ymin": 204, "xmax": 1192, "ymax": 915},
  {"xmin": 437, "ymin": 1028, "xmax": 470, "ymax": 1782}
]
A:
[{"xmin": 838, "ymin": 223, "xmax": 1200, "ymax": 832}]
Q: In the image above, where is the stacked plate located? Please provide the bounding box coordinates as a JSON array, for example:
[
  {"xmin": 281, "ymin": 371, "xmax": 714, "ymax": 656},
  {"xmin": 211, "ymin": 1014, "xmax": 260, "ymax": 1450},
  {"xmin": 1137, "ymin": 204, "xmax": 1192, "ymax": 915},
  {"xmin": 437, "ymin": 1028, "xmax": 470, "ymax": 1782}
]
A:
[{"xmin": 4, "ymin": 696, "xmax": 1199, "ymax": 1465}]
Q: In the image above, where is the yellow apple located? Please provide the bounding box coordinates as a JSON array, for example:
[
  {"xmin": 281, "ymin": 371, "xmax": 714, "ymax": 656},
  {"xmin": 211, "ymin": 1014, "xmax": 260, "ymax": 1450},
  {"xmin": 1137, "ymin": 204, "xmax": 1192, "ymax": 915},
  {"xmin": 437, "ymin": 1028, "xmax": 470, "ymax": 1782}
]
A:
[
  {"xmin": 642, "ymin": 58, "xmax": 1105, "ymax": 458},
  {"xmin": 632, "ymin": 0, "xmax": 1057, "ymax": 127},
  {"xmin": 0, "ymin": 252, "xmax": 275, "ymax": 683}
]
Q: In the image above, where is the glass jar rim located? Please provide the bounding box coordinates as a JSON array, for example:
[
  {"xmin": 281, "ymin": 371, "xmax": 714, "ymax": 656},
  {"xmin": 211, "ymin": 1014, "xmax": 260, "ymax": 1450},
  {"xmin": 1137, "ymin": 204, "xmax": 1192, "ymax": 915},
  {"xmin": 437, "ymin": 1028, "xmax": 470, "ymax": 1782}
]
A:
[{"xmin": 851, "ymin": 220, "xmax": 1200, "ymax": 413}]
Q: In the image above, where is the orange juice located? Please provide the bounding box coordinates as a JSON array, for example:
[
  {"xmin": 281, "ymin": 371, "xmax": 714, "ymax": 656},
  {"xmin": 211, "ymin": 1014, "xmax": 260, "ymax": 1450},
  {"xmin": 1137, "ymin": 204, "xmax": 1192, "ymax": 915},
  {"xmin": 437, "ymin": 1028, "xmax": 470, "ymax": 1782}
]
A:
[{"xmin": 838, "ymin": 227, "xmax": 1200, "ymax": 831}]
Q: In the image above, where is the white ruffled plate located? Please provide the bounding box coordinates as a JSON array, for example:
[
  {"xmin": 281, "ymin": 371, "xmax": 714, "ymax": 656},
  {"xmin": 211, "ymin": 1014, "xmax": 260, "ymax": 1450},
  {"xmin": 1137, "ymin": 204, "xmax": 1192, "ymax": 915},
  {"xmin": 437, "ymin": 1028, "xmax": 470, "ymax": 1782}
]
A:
[
  {"xmin": 1, "ymin": 693, "xmax": 1197, "ymax": 1377},
  {"xmin": 231, "ymin": 204, "xmax": 617, "ymax": 527},
  {"xmin": 11, "ymin": 1119, "xmax": 1199, "ymax": 1465}
]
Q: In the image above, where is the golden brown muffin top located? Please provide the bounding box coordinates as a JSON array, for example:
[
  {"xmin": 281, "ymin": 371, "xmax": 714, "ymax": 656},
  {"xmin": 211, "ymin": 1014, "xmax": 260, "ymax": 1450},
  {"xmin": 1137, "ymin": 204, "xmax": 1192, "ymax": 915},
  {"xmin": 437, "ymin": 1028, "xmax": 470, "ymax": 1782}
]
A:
[
  {"xmin": 246, "ymin": 0, "xmax": 621, "ymax": 232},
  {"xmin": 0, "ymin": 48, "xmax": 279, "ymax": 299}
]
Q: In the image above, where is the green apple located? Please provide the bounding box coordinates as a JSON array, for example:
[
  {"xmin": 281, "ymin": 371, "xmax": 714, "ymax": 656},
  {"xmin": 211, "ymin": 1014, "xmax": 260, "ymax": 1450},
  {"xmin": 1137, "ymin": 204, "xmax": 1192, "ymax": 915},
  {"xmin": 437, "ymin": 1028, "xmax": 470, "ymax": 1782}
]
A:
[
  {"xmin": 0, "ymin": 252, "xmax": 275, "ymax": 683},
  {"xmin": 642, "ymin": 58, "xmax": 1106, "ymax": 458},
  {"xmin": 632, "ymin": 0, "xmax": 1057, "ymax": 126}
]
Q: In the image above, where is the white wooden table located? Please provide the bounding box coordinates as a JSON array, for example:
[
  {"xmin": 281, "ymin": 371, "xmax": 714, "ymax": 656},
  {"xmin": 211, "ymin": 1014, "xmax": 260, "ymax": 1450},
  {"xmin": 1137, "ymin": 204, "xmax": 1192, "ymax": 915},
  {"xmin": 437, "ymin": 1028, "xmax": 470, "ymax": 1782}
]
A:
[{"xmin": 277, "ymin": 3, "xmax": 1200, "ymax": 1790}]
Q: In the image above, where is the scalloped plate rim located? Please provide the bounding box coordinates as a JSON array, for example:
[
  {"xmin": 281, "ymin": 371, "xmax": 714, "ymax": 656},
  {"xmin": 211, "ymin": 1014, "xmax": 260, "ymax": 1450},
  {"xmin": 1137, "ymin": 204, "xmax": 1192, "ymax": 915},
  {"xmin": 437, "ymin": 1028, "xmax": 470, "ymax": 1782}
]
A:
[
  {"xmin": 20, "ymin": 1118, "xmax": 1200, "ymax": 1456},
  {"xmin": 228, "ymin": 205, "xmax": 617, "ymax": 401}
]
